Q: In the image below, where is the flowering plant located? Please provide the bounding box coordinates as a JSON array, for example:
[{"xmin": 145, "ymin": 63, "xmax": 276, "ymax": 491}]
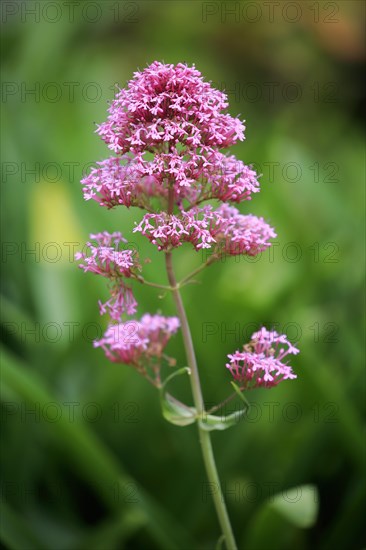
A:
[{"xmin": 77, "ymin": 62, "xmax": 299, "ymax": 549}]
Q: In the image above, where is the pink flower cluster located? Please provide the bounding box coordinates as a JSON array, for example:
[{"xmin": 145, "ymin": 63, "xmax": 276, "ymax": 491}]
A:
[
  {"xmin": 75, "ymin": 232, "xmax": 140, "ymax": 320},
  {"xmin": 81, "ymin": 156, "xmax": 167, "ymax": 210},
  {"xmin": 226, "ymin": 328, "xmax": 299, "ymax": 389},
  {"xmin": 134, "ymin": 204, "xmax": 276, "ymax": 256},
  {"xmin": 95, "ymin": 314, "xmax": 180, "ymax": 376},
  {"xmin": 211, "ymin": 204, "xmax": 276, "ymax": 256},
  {"xmin": 75, "ymin": 231, "xmax": 137, "ymax": 276},
  {"xmin": 82, "ymin": 62, "xmax": 261, "ymax": 211},
  {"xmin": 97, "ymin": 62, "xmax": 244, "ymax": 154},
  {"xmin": 97, "ymin": 286, "xmax": 137, "ymax": 321},
  {"xmin": 134, "ymin": 206, "xmax": 216, "ymax": 251},
  {"xmin": 204, "ymin": 153, "xmax": 260, "ymax": 203},
  {"xmin": 83, "ymin": 150, "xmax": 260, "ymax": 210}
]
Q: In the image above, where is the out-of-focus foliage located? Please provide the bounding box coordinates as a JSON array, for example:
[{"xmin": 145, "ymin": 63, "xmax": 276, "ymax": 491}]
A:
[{"xmin": 1, "ymin": 1, "xmax": 365, "ymax": 548}]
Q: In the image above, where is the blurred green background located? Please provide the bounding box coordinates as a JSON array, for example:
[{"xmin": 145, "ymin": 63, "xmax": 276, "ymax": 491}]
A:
[{"xmin": 1, "ymin": 1, "xmax": 365, "ymax": 549}]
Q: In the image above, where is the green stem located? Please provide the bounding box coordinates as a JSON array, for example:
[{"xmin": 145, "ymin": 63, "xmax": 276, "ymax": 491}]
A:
[
  {"xmin": 179, "ymin": 255, "xmax": 218, "ymax": 287},
  {"xmin": 136, "ymin": 276, "xmax": 173, "ymax": 292},
  {"xmin": 206, "ymin": 388, "xmax": 244, "ymax": 415},
  {"xmin": 165, "ymin": 251, "xmax": 238, "ymax": 550}
]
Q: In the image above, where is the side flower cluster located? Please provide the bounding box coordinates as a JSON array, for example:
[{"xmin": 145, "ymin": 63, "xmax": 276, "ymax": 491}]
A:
[
  {"xmin": 81, "ymin": 156, "xmax": 167, "ymax": 210},
  {"xmin": 95, "ymin": 314, "xmax": 180, "ymax": 383},
  {"xmin": 226, "ymin": 328, "xmax": 299, "ymax": 389},
  {"xmin": 134, "ymin": 204, "xmax": 276, "ymax": 257},
  {"xmin": 75, "ymin": 232, "xmax": 140, "ymax": 320}
]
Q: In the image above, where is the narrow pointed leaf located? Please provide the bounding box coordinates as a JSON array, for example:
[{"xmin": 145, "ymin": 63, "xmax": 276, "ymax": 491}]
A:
[
  {"xmin": 160, "ymin": 367, "xmax": 197, "ymax": 426},
  {"xmin": 199, "ymin": 407, "xmax": 248, "ymax": 431},
  {"xmin": 161, "ymin": 393, "xmax": 197, "ymax": 426}
]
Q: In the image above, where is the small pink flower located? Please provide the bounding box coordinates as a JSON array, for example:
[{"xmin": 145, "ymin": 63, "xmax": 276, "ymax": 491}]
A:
[{"xmin": 226, "ymin": 328, "xmax": 299, "ymax": 389}]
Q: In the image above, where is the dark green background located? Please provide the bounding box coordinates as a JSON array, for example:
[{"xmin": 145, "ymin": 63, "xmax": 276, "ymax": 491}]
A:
[{"xmin": 1, "ymin": 1, "xmax": 365, "ymax": 549}]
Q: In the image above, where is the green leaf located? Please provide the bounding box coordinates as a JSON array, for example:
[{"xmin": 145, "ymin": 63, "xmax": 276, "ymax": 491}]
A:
[
  {"xmin": 199, "ymin": 384, "xmax": 250, "ymax": 431},
  {"xmin": 160, "ymin": 367, "xmax": 197, "ymax": 426},
  {"xmin": 268, "ymin": 484, "xmax": 319, "ymax": 528},
  {"xmin": 199, "ymin": 407, "xmax": 248, "ymax": 431},
  {"xmin": 161, "ymin": 393, "xmax": 197, "ymax": 426}
]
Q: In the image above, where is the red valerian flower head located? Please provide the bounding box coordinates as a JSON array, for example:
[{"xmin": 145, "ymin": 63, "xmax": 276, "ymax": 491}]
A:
[
  {"xmin": 97, "ymin": 62, "xmax": 244, "ymax": 155},
  {"xmin": 82, "ymin": 62, "xmax": 261, "ymax": 211},
  {"xmin": 94, "ymin": 314, "xmax": 180, "ymax": 383},
  {"xmin": 134, "ymin": 204, "xmax": 276, "ymax": 256},
  {"xmin": 226, "ymin": 328, "xmax": 299, "ymax": 389}
]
